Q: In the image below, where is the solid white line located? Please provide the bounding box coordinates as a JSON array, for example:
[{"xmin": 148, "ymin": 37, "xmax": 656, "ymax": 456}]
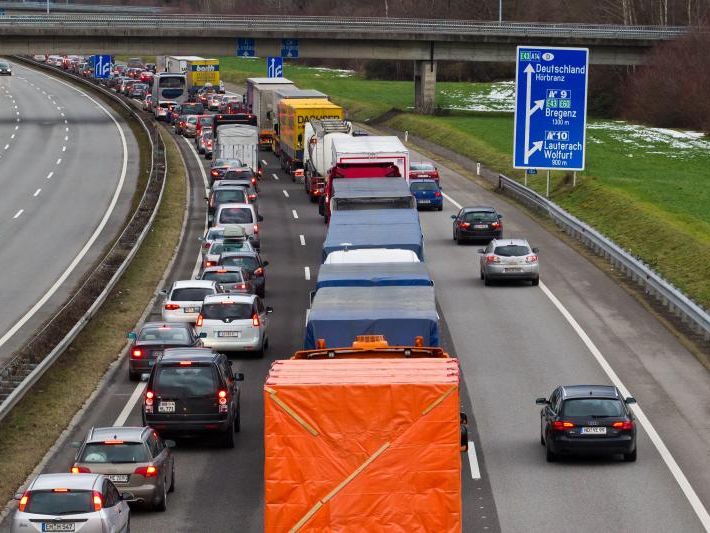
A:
[
  {"xmin": 46, "ymin": 171, "xmax": 53, "ymax": 180},
  {"xmin": 13, "ymin": 209, "xmax": 23, "ymax": 219},
  {"xmin": 0, "ymin": 73, "xmax": 129, "ymax": 353},
  {"xmin": 299, "ymin": 234, "xmax": 306, "ymax": 246},
  {"xmin": 272, "ymin": 173, "xmax": 279, "ymax": 180},
  {"xmin": 304, "ymin": 266, "xmax": 311, "ymax": 280},
  {"xmin": 539, "ymin": 282, "xmax": 710, "ymax": 528},
  {"xmin": 56, "ymin": 158, "xmax": 61, "ymax": 165},
  {"xmin": 443, "ymin": 191, "xmax": 462, "ymax": 209},
  {"xmin": 113, "ymin": 382, "xmax": 146, "ymax": 426},
  {"xmin": 283, "ymin": 189, "xmax": 289, "ymax": 198},
  {"xmin": 467, "ymin": 441, "xmax": 481, "ymax": 479},
  {"xmin": 33, "ymin": 188, "xmax": 41, "ymax": 197},
  {"xmin": 292, "ymin": 209, "xmax": 298, "ymax": 219}
]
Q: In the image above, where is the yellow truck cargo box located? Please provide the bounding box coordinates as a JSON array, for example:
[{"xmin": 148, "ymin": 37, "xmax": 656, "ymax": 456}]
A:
[{"xmin": 278, "ymin": 98, "xmax": 344, "ymax": 162}]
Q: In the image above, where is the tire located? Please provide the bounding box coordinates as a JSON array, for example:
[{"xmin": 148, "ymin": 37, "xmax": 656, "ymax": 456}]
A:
[
  {"xmin": 623, "ymin": 448, "xmax": 637, "ymax": 462},
  {"xmin": 153, "ymin": 481, "xmax": 167, "ymax": 512},
  {"xmin": 484, "ymin": 275, "xmax": 492, "ymax": 286},
  {"xmin": 223, "ymin": 421, "xmax": 235, "ymax": 448},
  {"xmin": 480, "ymin": 270, "xmax": 485, "ymax": 281},
  {"xmin": 531, "ymin": 277, "xmax": 540, "ymax": 286},
  {"xmin": 234, "ymin": 407, "xmax": 241, "ymax": 433},
  {"xmin": 437, "ymin": 205, "xmax": 443, "ymax": 211},
  {"xmin": 545, "ymin": 441, "xmax": 556, "ymax": 463},
  {"xmin": 453, "ymin": 229, "xmax": 457, "ymax": 241},
  {"xmin": 255, "ymin": 342, "xmax": 265, "ymax": 358},
  {"xmin": 168, "ymin": 464, "xmax": 175, "ymax": 493}
]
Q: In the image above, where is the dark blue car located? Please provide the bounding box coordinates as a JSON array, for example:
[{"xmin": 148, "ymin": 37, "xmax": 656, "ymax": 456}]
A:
[{"xmin": 409, "ymin": 179, "xmax": 443, "ymax": 211}]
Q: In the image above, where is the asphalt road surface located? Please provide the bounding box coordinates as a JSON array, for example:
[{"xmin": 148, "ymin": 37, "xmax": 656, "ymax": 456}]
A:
[
  {"xmin": 2, "ymin": 109, "xmax": 709, "ymax": 533},
  {"xmin": 0, "ymin": 62, "xmax": 138, "ymax": 364}
]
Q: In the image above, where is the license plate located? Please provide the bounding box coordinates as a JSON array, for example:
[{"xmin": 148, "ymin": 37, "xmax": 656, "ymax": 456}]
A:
[
  {"xmin": 158, "ymin": 401, "xmax": 175, "ymax": 413},
  {"xmin": 184, "ymin": 307, "xmax": 199, "ymax": 313},
  {"xmin": 417, "ymin": 174, "xmax": 429, "ymax": 178},
  {"xmin": 581, "ymin": 427, "xmax": 607, "ymax": 435},
  {"xmin": 108, "ymin": 474, "xmax": 129, "ymax": 483},
  {"xmin": 42, "ymin": 524, "xmax": 75, "ymax": 532},
  {"xmin": 473, "ymin": 224, "xmax": 488, "ymax": 229},
  {"xmin": 218, "ymin": 331, "xmax": 240, "ymax": 337},
  {"xmin": 504, "ymin": 268, "xmax": 523, "ymax": 272},
  {"xmin": 418, "ymin": 200, "xmax": 431, "ymax": 204}
]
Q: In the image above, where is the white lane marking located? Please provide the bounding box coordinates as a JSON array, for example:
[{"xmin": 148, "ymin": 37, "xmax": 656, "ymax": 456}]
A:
[
  {"xmin": 10, "ymin": 134, "xmax": 15, "ymax": 139},
  {"xmin": 16, "ymin": 118, "xmax": 19, "ymax": 122},
  {"xmin": 3, "ymin": 144, "xmax": 8, "ymax": 150},
  {"xmin": 13, "ymin": 105, "xmax": 17, "ymax": 109},
  {"xmin": 56, "ymin": 106, "xmax": 61, "ymax": 110},
  {"xmin": 63, "ymin": 119, "xmax": 67, "ymax": 124},
  {"xmin": 64, "ymin": 136, "xmax": 68, "ymax": 141},
  {"xmin": 46, "ymin": 171, "xmax": 54, "ymax": 180},
  {"xmin": 304, "ymin": 266, "xmax": 311, "ymax": 280},
  {"xmin": 13, "ymin": 209, "xmax": 23, "ymax": 219},
  {"xmin": 467, "ymin": 441, "xmax": 481, "ymax": 480},
  {"xmin": 272, "ymin": 173, "xmax": 279, "ymax": 181},
  {"xmin": 261, "ymin": 159, "xmax": 267, "ymax": 167},
  {"xmin": 443, "ymin": 191, "xmax": 462, "ymax": 209},
  {"xmin": 0, "ymin": 73, "xmax": 129, "ymax": 353},
  {"xmin": 182, "ymin": 138, "xmax": 209, "ymax": 279},
  {"xmin": 539, "ymin": 282, "xmax": 710, "ymax": 528},
  {"xmin": 60, "ymin": 112, "xmax": 64, "ymax": 117},
  {"xmin": 14, "ymin": 126, "xmax": 18, "ymax": 130},
  {"xmin": 65, "ymin": 127, "xmax": 69, "ymax": 132},
  {"xmin": 299, "ymin": 234, "xmax": 306, "ymax": 246},
  {"xmin": 283, "ymin": 189, "xmax": 289, "ymax": 198},
  {"xmin": 62, "ymin": 146, "xmax": 66, "ymax": 152},
  {"xmin": 292, "ymin": 209, "xmax": 298, "ymax": 219},
  {"xmin": 33, "ymin": 188, "xmax": 41, "ymax": 197},
  {"xmin": 113, "ymin": 382, "xmax": 146, "ymax": 426},
  {"xmin": 56, "ymin": 158, "xmax": 62, "ymax": 165},
  {"xmin": 15, "ymin": 111, "xmax": 19, "ymax": 116}
]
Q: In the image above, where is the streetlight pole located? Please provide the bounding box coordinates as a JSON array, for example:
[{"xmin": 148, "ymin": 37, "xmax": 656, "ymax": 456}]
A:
[
  {"xmin": 499, "ymin": 0, "xmax": 502, "ymax": 23},
  {"xmin": 46, "ymin": 0, "xmax": 49, "ymax": 14}
]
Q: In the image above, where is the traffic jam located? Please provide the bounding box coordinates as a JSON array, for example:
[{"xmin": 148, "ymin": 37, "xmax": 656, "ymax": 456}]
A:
[{"xmin": 8, "ymin": 55, "xmax": 639, "ymax": 532}]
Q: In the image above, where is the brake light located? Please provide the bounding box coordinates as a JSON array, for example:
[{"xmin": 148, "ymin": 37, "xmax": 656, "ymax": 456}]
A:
[
  {"xmin": 196, "ymin": 314, "xmax": 204, "ymax": 327},
  {"xmin": 145, "ymin": 390, "xmax": 154, "ymax": 413},
  {"xmin": 248, "ymin": 194, "xmax": 257, "ymax": 201},
  {"xmin": 612, "ymin": 420, "xmax": 634, "ymax": 430},
  {"xmin": 552, "ymin": 421, "xmax": 575, "ymax": 430},
  {"xmin": 258, "ymin": 168, "xmax": 263, "ymax": 176},
  {"xmin": 132, "ymin": 349, "xmax": 143, "ymax": 358},
  {"xmin": 134, "ymin": 465, "xmax": 158, "ymax": 477},
  {"xmin": 103, "ymin": 439, "xmax": 124, "ymax": 445},
  {"xmin": 486, "ymin": 255, "xmax": 500, "ymax": 264},
  {"xmin": 526, "ymin": 255, "xmax": 538, "ymax": 263},
  {"xmin": 434, "ymin": 191, "xmax": 442, "ymax": 197},
  {"xmin": 251, "ymin": 178, "xmax": 257, "ymax": 185},
  {"xmin": 18, "ymin": 492, "xmax": 29, "ymax": 512},
  {"xmin": 458, "ymin": 222, "xmax": 470, "ymax": 229},
  {"xmin": 92, "ymin": 491, "xmax": 103, "ymax": 511},
  {"xmin": 253, "ymin": 224, "xmax": 259, "ymax": 234},
  {"xmin": 202, "ymin": 242, "xmax": 211, "ymax": 249},
  {"xmin": 210, "ymin": 169, "xmax": 219, "ymax": 177},
  {"xmin": 238, "ymin": 284, "xmax": 246, "ymax": 290},
  {"xmin": 204, "ymin": 261, "xmax": 215, "ymax": 268},
  {"xmin": 179, "ymin": 361, "xmax": 192, "ymax": 366},
  {"xmin": 164, "ymin": 303, "xmax": 180, "ymax": 310},
  {"xmin": 218, "ymin": 389, "xmax": 228, "ymax": 412},
  {"xmin": 71, "ymin": 466, "xmax": 91, "ymax": 474},
  {"xmin": 252, "ymin": 313, "xmax": 260, "ymax": 327},
  {"xmin": 253, "ymin": 267, "xmax": 264, "ymax": 277},
  {"xmin": 491, "ymin": 222, "xmax": 501, "ymax": 229}
]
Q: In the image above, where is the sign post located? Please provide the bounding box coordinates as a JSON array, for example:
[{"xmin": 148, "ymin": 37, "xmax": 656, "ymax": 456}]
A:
[{"xmin": 513, "ymin": 46, "xmax": 589, "ymax": 179}]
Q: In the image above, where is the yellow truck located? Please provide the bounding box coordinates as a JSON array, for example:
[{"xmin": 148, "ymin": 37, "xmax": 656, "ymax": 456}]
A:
[
  {"xmin": 165, "ymin": 56, "xmax": 221, "ymax": 91},
  {"xmin": 276, "ymin": 98, "xmax": 344, "ymax": 179}
]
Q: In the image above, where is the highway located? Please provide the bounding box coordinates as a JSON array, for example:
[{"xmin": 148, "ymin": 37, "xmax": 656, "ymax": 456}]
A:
[
  {"xmin": 0, "ymin": 62, "xmax": 138, "ymax": 364},
  {"xmin": 1, "ymin": 88, "xmax": 709, "ymax": 532}
]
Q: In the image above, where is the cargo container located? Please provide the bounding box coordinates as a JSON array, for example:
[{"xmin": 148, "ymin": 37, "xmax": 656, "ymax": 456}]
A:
[
  {"xmin": 303, "ymin": 119, "xmax": 353, "ymax": 202},
  {"xmin": 214, "ymin": 124, "xmax": 258, "ymax": 171},
  {"xmin": 269, "ymin": 88, "xmax": 328, "ymax": 153},
  {"xmin": 244, "ymin": 78, "xmax": 294, "ymax": 149},
  {"xmin": 166, "ymin": 56, "xmax": 220, "ymax": 91},
  {"xmin": 264, "ymin": 341, "xmax": 462, "ymax": 531},
  {"xmin": 329, "ymin": 177, "xmax": 415, "ymax": 212}
]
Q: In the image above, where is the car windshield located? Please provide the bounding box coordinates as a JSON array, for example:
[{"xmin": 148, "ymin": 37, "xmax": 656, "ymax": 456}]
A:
[
  {"xmin": 170, "ymin": 287, "xmax": 214, "ymax": 301},
  {"xmin": 80, "ymin": 442, "xmax": 150, "ymax": 464},
  {"xmin": 214, "ymin": 158, "xmax": 242, "ymax": 168},
  {"xmin": 562, "ymin": 398, "xmax": 625, "ymax": 417},
  {"xmin": 25, "ymin": 491, "xmax": 94, "ymax": 515},
  {"xmin": 138, "ymin": 327, "xmax": 190, "ymax": 343},
  {"xmin": 205, "ymin": 228, "xmax": 225, "ymax": 241},
  {"xmin": 463, "ymin": 211, "xmax": 498, "ymax": 223},
  {"xmin": 410, "ymin": 181, "xmax": 438, "ymax": 191},
  {"xmin": 214, "ymin": 189, "xmax": 247, "ymax": 204},
  {"xmin": 201, "ymin": 302, "xmax": 252, "ymax": 320},
  {"xmin": 199, "ymin": 117, "xmax": 212, "ymax": 126},
  {"xmin": 221, "ymin": 256, "xmax": 258, "ymax": 270},
  {"xmin": 493, "ymin": 245, "xmax": 530, "ymax": 257},
  {"xmin": 0, "ymin": 63, "xmax": 9, "ymax": 69},
  {"xmin": 202, "ymin": 271, "xmax": 244, "ymax": 284},
  {"xmin": 219, "ymin": 208, "xmax": 253, "ymax": 224},
  {"xmin": 208, "ymin": 242, "xmax": 250, "ymax": 256},
  {"xmin": 411, "ymin": 162, "xmax": 434, "ymax": 171},
  {"xmin": 155, "ymin": 365, "xmax": 217, "ymax": 397}
]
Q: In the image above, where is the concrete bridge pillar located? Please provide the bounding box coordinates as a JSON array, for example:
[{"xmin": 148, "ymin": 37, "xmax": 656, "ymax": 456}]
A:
[{"xmin": 414, "ymin": 60, "xmax": 437, "ymax": 114}]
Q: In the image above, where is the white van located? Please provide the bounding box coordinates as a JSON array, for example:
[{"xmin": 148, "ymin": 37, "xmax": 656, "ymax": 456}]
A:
[
  {"xmin": 323, "ymin": 248, "xmax": 420, "ymax": 265},
  {"xmin": 214, "ymin": 203, "xmax": 261, "ymax": 250}
]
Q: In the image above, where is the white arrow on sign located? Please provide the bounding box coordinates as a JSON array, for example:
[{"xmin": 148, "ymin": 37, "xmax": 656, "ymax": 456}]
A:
[{"xmin": 523, "ymin": 63, "xmax": 544, "ymax": 164}]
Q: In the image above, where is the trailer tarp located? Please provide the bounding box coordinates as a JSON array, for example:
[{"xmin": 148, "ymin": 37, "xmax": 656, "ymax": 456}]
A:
[{"xmin": 315, "ymin": 262, "xmax": 432, "ymax": 290}]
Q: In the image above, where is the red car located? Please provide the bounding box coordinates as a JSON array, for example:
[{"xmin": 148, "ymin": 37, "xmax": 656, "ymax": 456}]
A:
[
  {"xmin": 409, "ymin": 161, "xmax": 440, "ymax": 182},
  {"xmin": 139, "ymin": 70, "xmax": 154, "ymax": 84}
]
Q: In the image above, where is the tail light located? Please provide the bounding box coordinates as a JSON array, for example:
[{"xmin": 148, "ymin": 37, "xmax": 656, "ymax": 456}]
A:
[
  {"xmin": 253, "ymin": 224, "xmax": 259, "ymax": 234},
  {"xmin": 248, "ymin": 194, "xmax": 257, "ymax": 201},
  {"xmin": 235, "ymin": 284, "xmax": 246, "ymax": 290},
  {"xmin": 252, "ymin": 313, "xmax": 260, "ymax": 327},
  {"xmin": 18, "ymin": 491, "xmax": 30, "ymax": 512},
  {"xmin": 164, "ymin": 303, "xmax": 180, "ymax": 310},
  {"xmin": 196, "ymin": 314, "xmax": 204, "ymax": 327},
  {"xmin": 204, "ymin": 261, "xmax": 215, "ymax": 268},
  {"xmin": 612, "ymin": 420, "xmax": 634, "ymax": 430},
  {"xmin": 134, "ymin": 465, "xmax": 158, "ymax": 478},
  {"xmin": 207, "ymin": 141, "xmax": 212, "ymax": 148},
  {"xmin": 552, "ymin": 421, "xmax": 575, "ymax": 431},
  {"xmin": 258, "ymin": 168, "xmax": 263, "ymax": 176},
  {"xmin": 92, "ymin": 491, "xmax": 103, "ymax": 511},
  {"xmin": 526, "ymin": 255, "xmax": 538, "ymax": 263},
  {"xmin": 71, "ymin": 466, "xmax": 91, "ymax": 474},
  {"xmin": 218, "ymin": 389, "xmax": 228, "ymax": 413},
  {"xmin": 486, "ymin": 255, "xmax": 500, "ymax": 264},
  {"xmin": 458, "ymin": 222, "xmax": 471, "ymax": 229},
  {"xmin": 132, "ymin": 349, "xmax": 143, "ymax": 358},
  {"xmin": 294, "ymin": 169, "xmax": 304, "ymax": 177},
  {"xmin": 210, "ymin": 169, "xmax": 219, "ymax": 177},
  {"xmin": 491, "ymin": 222, "xmax": 501, "ymax": 229},
  {"xmin": 434, "ymin": 191, "xmax": 442, "ymax": 197},
  {"xmin": 144, "ymin": 390, "xmax": 154, "ymax": 413},
  {"xmin": 202, "ymin": 242, "xmax": 211, "ymax": 249},
  {"xmin": 253, "ymin": 267, "xmax": 264, "ymax": 277}
]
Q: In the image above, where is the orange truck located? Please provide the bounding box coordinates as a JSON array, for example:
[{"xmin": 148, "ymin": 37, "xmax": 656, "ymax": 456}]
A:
[{"xmin": 264, "ymin": 336, "xmax": 466, "ymax": 532}]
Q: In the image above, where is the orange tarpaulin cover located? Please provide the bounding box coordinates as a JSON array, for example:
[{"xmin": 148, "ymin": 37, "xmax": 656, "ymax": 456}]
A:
[{"xmin": 264, "ymin": 358, "xmax": 462, "ymax": 532}]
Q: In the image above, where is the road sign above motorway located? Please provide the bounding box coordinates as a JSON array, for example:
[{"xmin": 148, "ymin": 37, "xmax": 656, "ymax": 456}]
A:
[
  {"xmin": 267, "ymin": 57, "xmax": 283, "ymax": 78},
  {"xmin": 237, "ymin": 38, "xmax": 255, "ymax": 57},
  {"xmin": 513, "ymin": 46, "xmax": 589, "ymax": 171},
  {"xmin": 281, "ymin": 39, "xmax": 299, "ymax": 58}
]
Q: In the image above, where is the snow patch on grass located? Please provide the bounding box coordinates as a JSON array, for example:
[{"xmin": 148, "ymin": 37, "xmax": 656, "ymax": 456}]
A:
[{"xmin": 588, "ymin": 120, "xmax": 710, "ymax": 158}]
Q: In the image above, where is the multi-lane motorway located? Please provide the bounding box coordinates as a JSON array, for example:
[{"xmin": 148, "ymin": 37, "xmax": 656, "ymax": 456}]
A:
[
  {"xmin": 0, "ymin": 62, "xmax": 138, "ymax": 363},
  {"xmin": 1, "ymin": 67, "xmax": 710, "ymax": 532}
]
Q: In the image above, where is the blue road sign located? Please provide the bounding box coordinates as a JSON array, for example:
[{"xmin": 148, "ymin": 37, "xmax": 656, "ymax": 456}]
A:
[
  {"xmin": 513, "ymin": 46, "xmax": 589, "ymax": 171},
  {"xmin": 93, "ymin": 55, "xmax": 112, "ymax": 79},
  {"xmin": 281, "ymin": 39, "xmax": 299, "ymax": 58},
  {"xmin": 267, "ymin": 57, "xmax": 283, "ymax": 78},
  {"xmin": 526, "ymin": 168, "xmax": 537, "ymax": 175},
  {"xmin": 237, "ymin": 38, "xmax": 256, "ymax": 57}
]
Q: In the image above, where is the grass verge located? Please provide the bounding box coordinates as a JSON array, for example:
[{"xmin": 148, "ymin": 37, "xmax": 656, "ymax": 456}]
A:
[{"xmin": 0, "ymin": 128, "xmax": 186, "ymax": 503}]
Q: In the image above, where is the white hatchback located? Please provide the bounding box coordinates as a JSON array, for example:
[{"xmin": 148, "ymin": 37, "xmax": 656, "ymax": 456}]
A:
[
  {"xmin": 214, "ymin": 203, "xmax": 261, "ymax": 250},
  {"xmin": 196, "ymin": 293, "xmax": 272, "ymax": 355},
  {"xmin": 161, "ymin": 280, "xmax": 218, "ymax": 323}
]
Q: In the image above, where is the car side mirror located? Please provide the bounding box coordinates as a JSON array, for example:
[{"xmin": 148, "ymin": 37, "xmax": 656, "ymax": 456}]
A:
[
  {"xmin": 450, "ymin": 215, "xmax": 457, "ymax": 219},
  {"xmin": 532, "ymin": 247, "xmax": 540, "ymax": 253},
  {"xmin": 127, "ymin": 332, "xmax": 137, "ymax": 341},
  {"xmin": 497, "ymin": 214, "xmax": 503, "ymax": 219},
  {"xmin": 460, "ymin": 412, "xmax": 468, "ymax": 425},
  {"xmin": 258, "ymin": 214, "xmax": 264, "ymax": 222},
  {"xmin": 262, "ymin": 260, "xmax": 269, "ymax": 267},
  {"xmin": 535, "ymin": 398, "xmax": 549, "ymax": 405},
  {"xmin": 164, "ymin": 439, "xmax": 176, "ymax": 448},
  {"xmin": 204, "ymin": 196, "xmax": 209, "ymax": 202},
  {"xmin": 235, "ymin": 372, "xmax": 244, "ymax": 381},
  {"xmin": 14, "ymin": 493, "xmax": 24, "ymax": 501},
  {"xmin": 266, "ymin": 307, "xmax": 273, "ymax": 314},
  {"xmin": 159, "ymin": 289, "xmax": 167, "ymax": 296},
  {"xmin": 477, "ymin": 249, "xmax": 485, "ymax": 254},
  {"xmin": 195, "ymin": 276, "xmax": 200, "ymax": 280},
  {"xmin": 625, "ymin": 397, "xmax": 637, "ymax": 404},
  {"xmin": 121, "ymin": 492, "xmax": 135, "ymax": 501}
]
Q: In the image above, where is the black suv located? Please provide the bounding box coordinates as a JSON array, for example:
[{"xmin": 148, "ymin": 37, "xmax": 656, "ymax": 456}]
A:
[
  {"xmin": 451, "ymin": 206, "xmax": 503, "ymax": 243},
  {"xmin": 536, "ymin": 385, "xmax": 637, "ymax": 462},
  {"xmin": 219, "ymin": 250, "xmax": 269, "ymax": 298},
  {"xmin": 143, "ymin": 348, "xmax": 243, "ymax": 448}
]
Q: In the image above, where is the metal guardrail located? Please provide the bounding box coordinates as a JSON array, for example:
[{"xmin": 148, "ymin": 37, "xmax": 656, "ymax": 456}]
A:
[
  {"xmin": 0, "ymin": 59, "xmax": 167, "ymax": 423},
  {"xmin": 0, "ymin": 1, "xmax": 161, "ymax": 13},
  {"xmin": 0, "ymin": 15, "xmax": 690, "ymax": 40},
  {"xmin": 498, "ymin": 174, "xmax": 710, "ymax": 341}
]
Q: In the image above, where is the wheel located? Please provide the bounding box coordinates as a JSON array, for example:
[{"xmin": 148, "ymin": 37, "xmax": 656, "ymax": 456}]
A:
[
  {"xmin": 484, "ymin": 273, "xmax": 492, "ymax": 286},
  {"xmin": 623, "ymin": 448, "xmax": 637, "ymax": 462},
  {"xmin": 258, "ymin": 288, "xmax": 265, "ymax": 298},
  {"xmin": 223, "ymin": 421, "xmax": 235, "ymax": 448},
  {"xmin": 255, "ymin": 342, "xmax": 265, "ymax": 358},
  {"xmin": 437, "ymin": 205, "xmax": 443, "ymax": 211},
  {"xmin": 128, "ymin": 371, "xmax": 139, "ymax": 382},
  {"xmin": 453, "ymin": 229, "xmax": 457, "ymax": 241},
  {"xmin": 168, "ymin": 463, "xmax": 175, "ymax": 493},
  {"xmin": 153, "ymin": 481, "xmax": 167, "ymax": 512},
  {"xmin": 456, "ymin": 235, "xmax": 463, "ymax": 245},
  {"xmin": 480, "ymin": 270, "xmax": 485, "ymax": 281},
  {"xmin": 531, "ymin": 277, "xmax": 540, "ymax": 286},
  {"xmin": 234, "ymin": 407, "xmax": 241, "ymax": 433},
  {"xmin": 545, "ymin": 441, "xmax": 556, "ymax": 462}
]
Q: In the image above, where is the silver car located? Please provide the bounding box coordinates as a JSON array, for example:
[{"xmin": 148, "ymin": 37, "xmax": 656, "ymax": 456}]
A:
[
  {"xmin": 160, "ymin": 280, "xmax": 218, "ymax": 323},
  {"xmin": 479, "ymin": 238, "xmax": 540, "ymax": 286},
  {"xmin": 12, "ymin": 473, "xmax": 130, "ymax": 533}
]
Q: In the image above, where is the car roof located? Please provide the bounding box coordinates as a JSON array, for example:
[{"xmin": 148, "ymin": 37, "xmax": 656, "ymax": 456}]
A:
[
  {"xmin": 141, "ymin": 321, "xmax": 191, "ymax": 330},
  {"xmin": 560, "ymin": 385, "xmax": 621, "ymax": 399},
  {"xmin": 490, "ymin": 238, "xmax": 530, "ymax": 247},
  {"xmin": 220, "ymin": 250, "xmax": 258, "ymax": 258},
  {"xmin": 160, "ymin": 347, "xmax": 218, "ymax": 362},
  {"xmin": 171, "ymin": 279, "xmax": 216, "ymax": 289},
  {"xmin": 203, "ymin": 293, "xmax": 255, "ymax": 304},
  {"xmin": 31, "ymin": 473, "xmax": 102, "ymax": 491},
  {"xmin": 212, "ymin": 185, "xmax": 248, "ymax": 193},
  {"xmin": 410, "ymin": 179, "xmax": 439, "ymax": 184},
  {"xmin": 216, "ymin": 202, "xmax": 254, "ymax": 210},
  {"xmin": 462, "ymin": 206, "xmax": 496, "ymax": 212},
  {"xmin": 203, "ymin": 265, "xmax": 246, "ymax": 274},
  {"xmin": 87, "ymin": 426, "xmax": 148, "ymax": 444},
  {"xmin": 214, "ymin": 180, "xmax": 252, "ymax": 189}
]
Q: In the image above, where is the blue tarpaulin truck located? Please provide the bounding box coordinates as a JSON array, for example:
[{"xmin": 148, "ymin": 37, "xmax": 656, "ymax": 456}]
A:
[{"xmin": 315, "ymin": 262, "xmax": 432, "ymax": 290}]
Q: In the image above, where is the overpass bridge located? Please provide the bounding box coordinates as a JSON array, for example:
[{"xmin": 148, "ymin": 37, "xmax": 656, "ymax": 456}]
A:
[{"xmin": 0, "ymin": 15, "xmax": 687, "ymax": 111}]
